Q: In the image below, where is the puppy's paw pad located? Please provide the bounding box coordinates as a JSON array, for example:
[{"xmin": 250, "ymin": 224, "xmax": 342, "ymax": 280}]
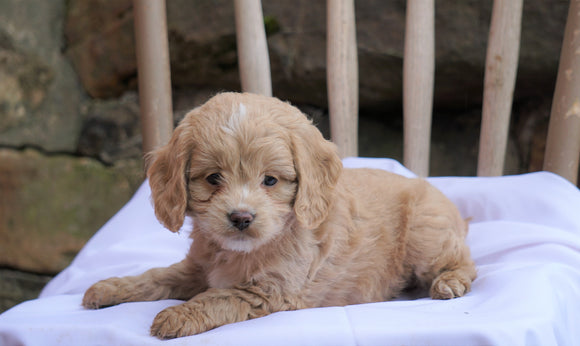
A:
[
  {"xmin": 430, "ymin": 273, "xmax": 468, "ymax": 300},
  {"xmin": 151, "ymin": 305, "xmax": 206, "ymax": 339}
]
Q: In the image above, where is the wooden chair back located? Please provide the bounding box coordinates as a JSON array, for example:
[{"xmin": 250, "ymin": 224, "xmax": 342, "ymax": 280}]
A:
[{"xmin": 132, "ymin": 0, "xmax": 580, "ymax": 185}]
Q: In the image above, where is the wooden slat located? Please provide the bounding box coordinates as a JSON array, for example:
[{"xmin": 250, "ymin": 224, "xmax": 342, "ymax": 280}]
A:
[
  {"xmin": 133, "ymin": 0, "xmax": 174, "ymax": 154},
  {"xmin": 477, "ymin": 0, "xmax": 523, "ymax": 176},
  {"xmin": 543, "ymin": 0, "xmax": 580, "ymax": 185},
  {"xmin": 234, "ymin": 0, "xmax": 272, "ymax": 96},
  {"xmin": 327, "ymin": 0, "xmax": 358, "ymax": 158},
  {"xmin": 403, "ymin": 0, "xmax": 435, "ymax": 177}
]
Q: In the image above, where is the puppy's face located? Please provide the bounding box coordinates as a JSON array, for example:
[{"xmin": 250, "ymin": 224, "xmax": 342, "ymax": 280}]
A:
[
  {"xmin": 147, "ymin": 93, "xmax": 342, "ymax": 253},
  {"xmin": 186, "ymin": 103, "xmax": 298, "ymax": 252}
]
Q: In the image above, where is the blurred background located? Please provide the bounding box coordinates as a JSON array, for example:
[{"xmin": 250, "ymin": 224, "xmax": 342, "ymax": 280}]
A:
[{"xmin": 0, "ymin": 0, "xmax": 571, "ymax": 312}]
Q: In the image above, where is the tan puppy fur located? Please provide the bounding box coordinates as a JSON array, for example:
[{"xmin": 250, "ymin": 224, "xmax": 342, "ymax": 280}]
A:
[{"xmin": 83, "ymin": 92, "xmax": 477, "ymax": 339}]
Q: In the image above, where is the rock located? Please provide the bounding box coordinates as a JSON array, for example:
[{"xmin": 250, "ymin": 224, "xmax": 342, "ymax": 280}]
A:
[
  {"xmin": 0, "ymin": 0, "xmax": 85, "ymax": 152},
  {"xmin": 76, "ymin": 88, "xmax": 228, "ymax": 164},
  {"xmin": 64, "ymin": 0, "xmax": 567, "ymax": 112},
  {"xmin": 77, "ymin": 92, "xmax": 142, "ymax": 164},
  {"xmin": 0, "ymin": 37, "xmax": 53, "ymax": 133},
  {"xmin": 0, "ymin": 269, "xmax": 52, "ymax": 313},
  {"xmin": 0, "ymin": 148, "xmax": 144, "ymax": 274},
  {"xmin": 64, "ymin": 0, "xmax": 135, "ymax": 98}
]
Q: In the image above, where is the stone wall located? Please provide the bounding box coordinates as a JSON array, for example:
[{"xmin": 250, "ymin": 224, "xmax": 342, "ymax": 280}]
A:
[{"xmin": 0, "ymin": 0, "xmax": 571, "ymax": 312}]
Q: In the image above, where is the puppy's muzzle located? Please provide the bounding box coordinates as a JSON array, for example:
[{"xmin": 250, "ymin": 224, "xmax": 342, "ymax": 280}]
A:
[{"xmin": 228, "ymin": 211, "xmax": 255, "ymax": 231}]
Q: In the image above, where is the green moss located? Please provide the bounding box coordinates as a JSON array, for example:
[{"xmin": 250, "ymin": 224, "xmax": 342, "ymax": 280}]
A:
[
  {"xmin": 264, "ymin": 15, "xmax": 281, "ymax": 36},
  {"xmin": 0, "ymin": 148, "xmax": 143, "ymax": 273},
  {"xmin": 20, "ymin": 153, "xmax": 133, "ymax": 239}
]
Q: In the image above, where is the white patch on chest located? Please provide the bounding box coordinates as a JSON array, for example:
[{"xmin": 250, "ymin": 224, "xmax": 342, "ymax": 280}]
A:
[{"xmin": 221, "ymin": 102, "xmax": 247, "ymax": 135}]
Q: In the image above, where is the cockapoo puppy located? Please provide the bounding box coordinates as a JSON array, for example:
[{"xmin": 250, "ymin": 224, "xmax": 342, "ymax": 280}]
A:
[{"xmin": 83, "ymin": 92, "xmax": 476, "ymax": 339}]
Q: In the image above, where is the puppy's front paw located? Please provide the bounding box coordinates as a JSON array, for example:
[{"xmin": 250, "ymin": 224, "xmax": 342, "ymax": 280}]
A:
[
  {"xmin": 151, "ymin": 303, "xmax": 210, "ymax": 339},
  {"xmin": 430, "ymin": 271, "xmax": 470, "ymax": 300},
  {"xmin": 82, "ymin": 278, "xmax": 126, "ymax": 309}
]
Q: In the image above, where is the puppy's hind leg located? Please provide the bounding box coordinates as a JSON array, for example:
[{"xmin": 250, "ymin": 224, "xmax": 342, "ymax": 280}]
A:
[
  {"xmin": 406, "ymin": 184, "xmax": 477, "ymax": 300},
  {"xmin": 429, "ymin": 218, "xmax": 477, "ymax": 300},
  {"xmin": 426, "ymin": 222, "xmax": 477, "ymax": 300},
  {"xmin": 83, "ymin": 260, "xmax": 206, "ymax": 309}
]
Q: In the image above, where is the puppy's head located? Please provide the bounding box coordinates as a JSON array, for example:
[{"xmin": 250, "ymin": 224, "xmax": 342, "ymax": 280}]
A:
[{"xmin": 147, "ymin": 92, "xmax": 342, "ymax": 252}]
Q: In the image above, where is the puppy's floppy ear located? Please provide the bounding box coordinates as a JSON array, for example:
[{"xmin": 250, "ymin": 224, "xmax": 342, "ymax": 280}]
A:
[
  {"xmin": 146, "ymin": 123, "xmax": 193, "ymax": 232},
  {"xmin": 292, "ymin": 121, "xmax": 343, "ymax": 230}
]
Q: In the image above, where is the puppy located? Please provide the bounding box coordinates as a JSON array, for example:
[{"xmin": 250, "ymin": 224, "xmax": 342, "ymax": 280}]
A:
[{"xmin": 83, "ymin": 92, "xmax": 476, "ymax": 339}]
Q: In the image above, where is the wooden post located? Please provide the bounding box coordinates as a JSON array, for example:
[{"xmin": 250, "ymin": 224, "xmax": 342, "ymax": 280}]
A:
[
  {"xmin": 133, "ymin": 0, "xmax": 174, "ymax": 154},
  {"xmin": 477, "ymin": 0, "xmax": 523, "ymax": 176},
  {"xmin": 234, "ymin": 0, "xmax": 272, "ymax": 96},
  {"xmin": 543, "ymin": 0, "xmax": 580, "ymax": 185},
  {"xmin": 327, "ymin": 0, "xmax": 359, "ymax": 158},
  {"xmin": 403, "ymin": 0, "xmax": 435, "ymax": 177}
]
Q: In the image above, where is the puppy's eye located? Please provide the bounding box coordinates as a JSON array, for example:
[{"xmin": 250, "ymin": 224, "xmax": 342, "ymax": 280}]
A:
[
  {"xmin": 206, "ymin": 173, "xmax": 222, "ymax": 186},
  {"xmin": 263, "ymin": 175, "xmax": 278, "ymax": 187}
]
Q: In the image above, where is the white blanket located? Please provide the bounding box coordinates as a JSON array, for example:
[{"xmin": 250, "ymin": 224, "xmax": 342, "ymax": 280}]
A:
[{"xmin": 1, "ymin": 158, "xmax": 579, "ymax": 346}]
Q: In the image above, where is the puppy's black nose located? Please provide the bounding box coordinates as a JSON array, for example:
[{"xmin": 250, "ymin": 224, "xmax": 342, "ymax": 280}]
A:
[{"xmin": 228, "ymin": 211, "xmax": 255, "ymax": 231}]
